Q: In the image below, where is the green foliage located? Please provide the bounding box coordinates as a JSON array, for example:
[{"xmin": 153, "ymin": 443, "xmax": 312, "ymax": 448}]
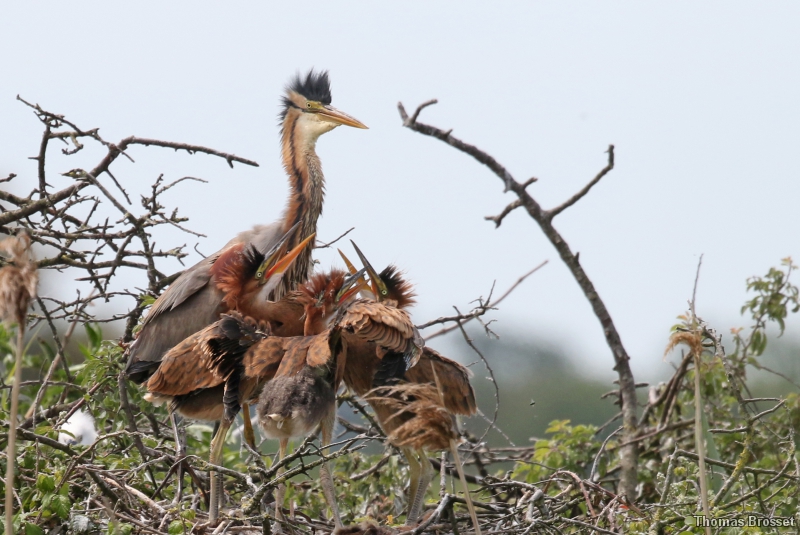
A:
[
  {"xmin": 631, "ymin": 260, "xmax": 799, "ymax": 533},
  {"xmin": 512, "ymin": 420, "xmax": 602, "ymax": 485},
  {"xmin": 334, "ymin": 453, "xmax": 409, "ymax": 520},
  {"xmin": 741, "ymin": 257, "xmax": 799, "ymax": 337},
  {"xmin": 3, "ymin": 261, "xmax": 799, "ymax": 533}
]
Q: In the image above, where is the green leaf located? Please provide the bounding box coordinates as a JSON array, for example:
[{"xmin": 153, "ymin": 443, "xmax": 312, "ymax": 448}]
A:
[
  {"xmin": 53, "ymin": 494, "xmax": 71, "ymax": 519},
  {"xmin": 25, "ymin": 524, "xmax": 45, "ymax": 535},
  {"xmin": 169, "ymin": 520, "xmax": 187, "ymax": 534},
  {"xmin": 36, "ymin": 474, "xmax": 56, "ymax": 493},
  {"xmin": 34, "ymin": 424, "xmax": 53, "ymax": 436}
]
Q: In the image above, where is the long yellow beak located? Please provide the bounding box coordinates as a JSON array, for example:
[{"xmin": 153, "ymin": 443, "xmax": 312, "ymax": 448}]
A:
[
  {"xmin": 255, "ymin": 223, "xmax": 298, "ymax": 283},
  {"xmin": 264, "ymin": 233, "xmax": 316, "ymax": 279},
  {"xmin": 336, "ymin": 267, "xmax": 368, "ymax": 304},
  {"xmin": 318, "ymin": 105, "xmax": 368, "ymax": 129},
  {"xmin": 338, "ymin": 248, "xmax": 372, "ymax": 295},
  {"xmin": 349, "ymin": 240, "xmax": 388, "ymax": 299}
]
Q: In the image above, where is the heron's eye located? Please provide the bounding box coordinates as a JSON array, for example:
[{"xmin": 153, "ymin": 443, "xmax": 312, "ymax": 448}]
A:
[
  {"xmin": 255, "ymin": 271, "xmax": 263, "ymax": 279},
  {"xmin": 306, "ymin": 102, "xmax": 312, "ymax": 109}
]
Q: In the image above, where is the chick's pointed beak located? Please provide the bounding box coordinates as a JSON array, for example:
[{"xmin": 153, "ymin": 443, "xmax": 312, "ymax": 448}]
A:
[
  {"xmin": 318, "ymin": 105, "xmax": 368, "ymax": 129},
  {"xmin": 255, "ymin": 223, "xmax": 301, "ymax": 284},
  {"xmin": 338, "ymin": 248, "xmax": 373, "ymax": 297},
  {"xmin": 337, "ymin": 248, "xmax": 359, "ymax": 275},
  {"xmin": 263, "ymin": 233, "xmax": 316, "ymax": 280},
  {"xmin": 350, "ymin": 240, "xmax": 388, "ymax": 299},
  {"xmin": 336, "ymin": 267, "xmax": 367, "ymax": 304}
]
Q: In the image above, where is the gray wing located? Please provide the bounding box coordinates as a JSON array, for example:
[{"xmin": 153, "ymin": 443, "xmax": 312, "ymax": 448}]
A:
[
  {"xmin": 144, "ymin": 224, "xmax": 285, "ymax": 323},
  {"xmin": 143, "ymin": 254, "xmax": 217, "ymax": 324},
  {"xmin": 125, "ymin": 223, "xmax": 286, "ymax": 383}
]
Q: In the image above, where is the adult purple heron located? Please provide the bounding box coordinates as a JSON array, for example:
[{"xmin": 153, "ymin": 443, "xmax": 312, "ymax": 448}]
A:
[
  {"xmin": 125, "ymin": 69, "xmax": 368, "ymax": 385},
  {"xmin": 124, "ymin": 71, "xmax": 366, "ymax": 517}
]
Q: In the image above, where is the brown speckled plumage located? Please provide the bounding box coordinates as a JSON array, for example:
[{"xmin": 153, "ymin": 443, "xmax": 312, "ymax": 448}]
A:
[
  {"xmin": 335, "ymin": 264, "xmax": 477, "ymax": 526},
  {"xmin": 144, "ymin": 312, "xmax": 281, "ymax": 420},
  {"xmin": 254, "ymin": 267, "xmax": 361, "ymax": 529},
  {"xmin": 143, "ymin": 271, "xmax": 355, "ymax": 422},
  {"xmin": 404, "ymin": 347, "xmax": 476, "ymax": 416},
  {"xmin": 339, "ymin": 268, "xmax": 475, "ymax": 417},
  {"xmin": 338, "ymin": 297, "xmax": 424, "ymax": 395},
  {"xmin": 0, "ymin": 232, "xmax": 38, "ymax": 326},
  {"xmin": 354, "ymin": 349, "xmax": 475, "ymax": 453},
  {"xmin": 366, "ymin": 383, "xmax": 458, "ymax": 452}
]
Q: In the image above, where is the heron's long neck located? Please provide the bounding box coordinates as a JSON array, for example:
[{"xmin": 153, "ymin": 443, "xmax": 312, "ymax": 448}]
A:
[{"xmin": 278, "ymin": 113, "xmax": 326, "ymax": 293}]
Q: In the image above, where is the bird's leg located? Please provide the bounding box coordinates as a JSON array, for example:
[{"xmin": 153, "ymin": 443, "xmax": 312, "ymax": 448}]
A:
[
  {"xmin": 241, "ymin": 402, "xmax": 257, "ymax": 450},
  {"xmin": 319, "ymin": 410, "xmax": 343, "ymax": 528},
  {"xmin": 407, "ymin": 449, "xmax": 434, "ymax": 525},
  {"xmin": 274, "ymin": 438, "xmax": 289, "ymax": 526},
  {"xmin": 208, "ymin": 419, "xmax": 232, "ymax": 525},
  {"xmin": 170, "ymin": 412, "xmax": 186, "ymax": 504},
  {"xmin": 402, "ymin": 448, "xmax": 422, "ymax": 524},
  {"xmin": 450, "ymin": 440, "xmax": 481, "ymax": 535}
]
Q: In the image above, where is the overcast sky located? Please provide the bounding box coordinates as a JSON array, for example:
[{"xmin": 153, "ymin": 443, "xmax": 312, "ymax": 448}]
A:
[{"xmin": 2, "ymin": 2, "xmax": 799, "ymax": 383}]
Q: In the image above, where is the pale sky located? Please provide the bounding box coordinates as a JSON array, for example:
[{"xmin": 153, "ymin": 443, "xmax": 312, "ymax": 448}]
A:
[{"xmin": 2, "ymin": 2, "xmax": 799, "ymax": 383}]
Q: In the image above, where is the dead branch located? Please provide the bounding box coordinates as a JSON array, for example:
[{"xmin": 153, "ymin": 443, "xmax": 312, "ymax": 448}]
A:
[
  {"xmin": 420, "ymin": 260, "xmax": 548, "ymax": 339},
  {"xmin": 399, "ymin": 99, "xmax": 639, "ymax": 499}
]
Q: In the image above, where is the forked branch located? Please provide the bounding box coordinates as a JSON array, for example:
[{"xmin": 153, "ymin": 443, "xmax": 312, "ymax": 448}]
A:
[{"xmin": 398, "ymin": 99, "xmax": 639, "ymax": 500}]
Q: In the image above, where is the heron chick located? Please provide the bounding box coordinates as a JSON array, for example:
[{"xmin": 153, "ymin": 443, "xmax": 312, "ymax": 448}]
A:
[
  {"xmin": 338, "ymin": 243, "xmax": 478, "ymax": 527},
  {"xmin": 252, "ymin": 268, "xmax": 367, "ymax": 529}
]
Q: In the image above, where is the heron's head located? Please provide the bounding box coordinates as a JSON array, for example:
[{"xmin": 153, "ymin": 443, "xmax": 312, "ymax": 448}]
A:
[
  {"xmin": 253, "ymin": 229, "xmax": 315, "ymax": 287},
  {"xmin": 377, "ymin": 265, "xmax": 417, "ymax": 309},
  {"xmin": 299, "ymin": 268, "xmax": 365, "ymax": 332},
  {"xmin": 280, "ymin": 70, "xmax": 368, "ymax": 141}
]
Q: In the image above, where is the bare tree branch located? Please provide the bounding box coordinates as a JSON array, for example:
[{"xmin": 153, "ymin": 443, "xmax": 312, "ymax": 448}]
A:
[
  {"xmin": 546, "ymin": 145, "xmax": 615, "ymax": 220},
  {"xmin": 315, "ymin": 227, "xmax": 355, "ymax": 249},
  {"xmin": 399, "ymin": 99, "xmax": 639, "ymax": 499},
  {"xmin": 485, "ymin": 199, "xmax": 521, "ymax": 228},
  {"xmin": 420, "ymin": 261, "xmax": 548, "ymax": 339}
]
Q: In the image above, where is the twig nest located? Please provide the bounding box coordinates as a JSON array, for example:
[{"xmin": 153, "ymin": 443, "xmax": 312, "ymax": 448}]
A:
[{"xmin": 0, "ymin": 231, "xmax": 38, "ymax": 325}]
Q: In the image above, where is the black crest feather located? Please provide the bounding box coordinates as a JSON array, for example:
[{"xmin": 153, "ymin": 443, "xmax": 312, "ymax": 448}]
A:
[
  {"xmin": 380, "ymin": 265, "xmax": 417, "ymax": 308},
  {"xmin": 280, "ymin": 69, "xmax": 332, "ymax": 121},
  {"xmin": 241, "ymin": 243, "xmax": 264, "ymax": 280}
]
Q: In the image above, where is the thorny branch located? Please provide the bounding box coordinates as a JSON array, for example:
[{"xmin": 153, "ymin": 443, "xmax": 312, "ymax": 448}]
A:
[{"xmin": 1, "ymin": 98, "xmax": 258, "ymax": 342}]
